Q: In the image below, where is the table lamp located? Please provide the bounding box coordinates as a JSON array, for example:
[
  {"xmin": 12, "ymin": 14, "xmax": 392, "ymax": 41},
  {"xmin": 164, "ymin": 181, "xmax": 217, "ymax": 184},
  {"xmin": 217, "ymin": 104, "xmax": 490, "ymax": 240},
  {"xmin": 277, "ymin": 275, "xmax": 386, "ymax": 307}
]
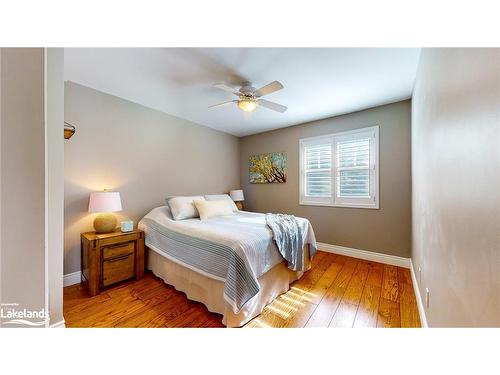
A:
[
  {"xmin": 229, "ymin": 189, "xmax": 245, "ymax": 210},
  {"xmin": 88, "ymin": 190, "xmax": 122, "ymax": 233}
]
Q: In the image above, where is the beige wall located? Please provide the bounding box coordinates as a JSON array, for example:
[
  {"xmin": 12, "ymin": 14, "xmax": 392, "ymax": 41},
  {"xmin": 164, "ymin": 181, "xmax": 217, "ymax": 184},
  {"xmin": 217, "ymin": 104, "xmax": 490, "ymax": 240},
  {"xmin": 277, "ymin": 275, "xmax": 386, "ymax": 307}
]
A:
[
  {"xmin": 0, "ymin": 48, "xmax": 46, "ymax": 325},
  {"xmin": 240, "ymin": 100, "xmax": 411, "ymax": 257},
  {"xmin": 64, "ymin": 82, "xmax": 240, "ymax": 274},
  {"xmin": 412, "ymin": 48, "xmax": 500, "ymax": 327}
]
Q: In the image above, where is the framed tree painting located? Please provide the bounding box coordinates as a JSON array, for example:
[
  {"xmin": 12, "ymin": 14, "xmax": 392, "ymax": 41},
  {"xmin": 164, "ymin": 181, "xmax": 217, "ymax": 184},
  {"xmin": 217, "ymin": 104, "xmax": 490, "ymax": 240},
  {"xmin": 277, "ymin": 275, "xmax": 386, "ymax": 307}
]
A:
[{"xmin": 249, "ymin": 152, "xmax": 287, "ymax": 183}]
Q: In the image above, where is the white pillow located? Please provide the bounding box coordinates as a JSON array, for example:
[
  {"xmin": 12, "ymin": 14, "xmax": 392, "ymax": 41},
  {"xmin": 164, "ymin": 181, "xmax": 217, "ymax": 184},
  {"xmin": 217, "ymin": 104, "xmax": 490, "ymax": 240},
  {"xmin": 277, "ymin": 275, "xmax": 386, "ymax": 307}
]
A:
[
  {"xmin": 167, "ymin": 196, "xmax": 205, "ymax": 220},
  {"xmin": 204, "ymin": 194, "xmax": 238, "ymax": 212},
  {"xmin": 194, "ymin": 199, "xmax": 235, "ymax": 220}
]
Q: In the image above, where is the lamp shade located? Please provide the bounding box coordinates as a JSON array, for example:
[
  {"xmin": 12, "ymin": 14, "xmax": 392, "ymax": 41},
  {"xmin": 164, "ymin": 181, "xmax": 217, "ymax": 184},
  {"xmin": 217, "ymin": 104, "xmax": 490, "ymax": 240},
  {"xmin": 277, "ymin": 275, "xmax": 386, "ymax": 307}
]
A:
[
  {"xmin": 229, "ymin": 189, "xmax": 244, "ymax": 202},
  {"xmin": 88, "ymin": 191, "xmax": 122, "ymax": 213}
]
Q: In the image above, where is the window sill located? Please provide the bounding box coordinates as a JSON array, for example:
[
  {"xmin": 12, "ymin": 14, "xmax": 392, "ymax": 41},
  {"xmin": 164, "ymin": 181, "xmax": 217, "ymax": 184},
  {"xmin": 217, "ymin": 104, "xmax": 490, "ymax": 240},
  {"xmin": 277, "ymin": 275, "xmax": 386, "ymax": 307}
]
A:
[{"xmin": 299, "ymin": 201, "xmax": 380, "ymax": 209}]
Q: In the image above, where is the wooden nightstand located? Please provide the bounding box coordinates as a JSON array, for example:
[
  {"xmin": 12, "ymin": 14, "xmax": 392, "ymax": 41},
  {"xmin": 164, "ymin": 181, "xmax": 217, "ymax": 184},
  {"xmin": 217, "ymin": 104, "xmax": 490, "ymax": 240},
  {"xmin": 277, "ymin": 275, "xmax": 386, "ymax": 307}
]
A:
[{"xmin": 81, "ymin": 229, "xmax": 145, "ymax": 296}]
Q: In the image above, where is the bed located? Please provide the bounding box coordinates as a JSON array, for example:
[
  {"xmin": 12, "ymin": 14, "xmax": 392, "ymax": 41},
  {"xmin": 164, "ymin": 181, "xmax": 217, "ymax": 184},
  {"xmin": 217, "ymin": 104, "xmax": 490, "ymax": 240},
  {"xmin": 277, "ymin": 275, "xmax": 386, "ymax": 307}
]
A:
[{"xmin": 138, "ymin": 205, "xmax": 317, "ymax": 327}]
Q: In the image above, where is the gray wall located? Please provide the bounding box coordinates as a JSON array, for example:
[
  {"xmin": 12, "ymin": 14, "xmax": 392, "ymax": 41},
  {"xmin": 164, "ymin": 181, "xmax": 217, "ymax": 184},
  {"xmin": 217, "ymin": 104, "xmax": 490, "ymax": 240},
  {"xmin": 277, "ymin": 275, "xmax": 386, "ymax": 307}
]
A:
[
  {"xmin": 240, "ymin": 100, "xmax": 411, "ymax": 257},
  {"xmin": 0, "ymin": 48, "xmax": 46, "ymax": 326},
  {"xmin": 64, "ymin": 82, "xmax": 240, "ymax": 274},
  {"xmin": 412, "ymin": 48, "xmax": 500, "ymax": 327}
]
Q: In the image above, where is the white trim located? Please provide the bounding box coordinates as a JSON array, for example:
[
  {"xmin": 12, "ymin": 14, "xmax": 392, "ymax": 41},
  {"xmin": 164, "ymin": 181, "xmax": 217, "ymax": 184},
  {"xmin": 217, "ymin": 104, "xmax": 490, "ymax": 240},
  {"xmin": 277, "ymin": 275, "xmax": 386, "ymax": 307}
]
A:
[
  {"xmin": 410, "ymin": 259, "xmax": 428, "ymax": 328},
  {"xmin": 43, "ymin": 48, "xmax": 49, "ymax": 328},
  {"xmin": 316, "ymin": 242, "xmax": 410, "ymax": 268},
  {"xmin": 49, "ymin": 319, "xmax": 66, "ymax": 328},
  {"xmin": 299, "ymin": 125, "xmax": 379, "ymax": 209},
  {"xmin": 0, "ymin": 49, "xmax": 2, "ymax": 322},
  {"xmin": 63, "ymin": 271, "xmax": 81, "ymax": 287}
]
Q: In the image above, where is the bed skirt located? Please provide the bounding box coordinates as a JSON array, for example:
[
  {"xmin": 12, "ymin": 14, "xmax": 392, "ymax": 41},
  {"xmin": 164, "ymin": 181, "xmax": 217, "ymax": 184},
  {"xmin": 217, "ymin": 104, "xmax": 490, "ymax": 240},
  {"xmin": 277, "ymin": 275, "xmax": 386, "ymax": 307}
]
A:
[{"xmin": 146, "ymin": 245, "xmax": 310, "ymax": 327}]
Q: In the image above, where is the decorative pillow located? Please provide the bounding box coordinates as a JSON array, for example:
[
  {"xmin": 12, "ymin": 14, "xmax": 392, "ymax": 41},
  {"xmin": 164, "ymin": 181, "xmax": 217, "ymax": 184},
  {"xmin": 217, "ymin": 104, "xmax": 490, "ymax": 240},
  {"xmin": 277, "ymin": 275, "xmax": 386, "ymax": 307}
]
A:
[
  {"xmin": 167, "ymin": 196, "xmax": 205, "ymax": 220},
  {"xmin": 194, "ymin": 199, "xmax": 235, "ymax": 220},
  {"xmin": 204, "ymin": 194, "xmax": 238, "ymax": 212}
]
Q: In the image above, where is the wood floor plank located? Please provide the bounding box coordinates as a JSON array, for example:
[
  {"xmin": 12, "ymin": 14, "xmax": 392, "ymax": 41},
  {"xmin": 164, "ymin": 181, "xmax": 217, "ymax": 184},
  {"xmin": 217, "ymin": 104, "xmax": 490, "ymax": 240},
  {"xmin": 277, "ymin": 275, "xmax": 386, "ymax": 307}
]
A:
[
  {"xmin": 376, "ymin": 264, "xmax": 402, "ymax": 328},
  {"xmin": 63, "ymin": 292, "xmax": 116, "ymax": 324},
  {"xmin": 329, "ymin": 262, "xmax": 370, "ymax": 327},
  {"xmin": 165, "ymin": 305, "xmax": 217, "ymax": 328},
  {"xmin": 246, "ymin": 252, "xmax": 346, "ymax": 328},
  {"xmin": 398, "ymin": 268, "xmax": 421, "ymax": 328},
  {"xmin": 113, "ymin": 289, "xmax": 189, "ymax": 327},
  {"xmin": 243, "ymin": 320, "xmax": 260, "ymax": 328},
  {"xmin": 365, "ymin": 262, "xmax": 384, "ymax": 287},
  {"xmin": 292, "ymin": 258, "xmax": 345, "ymax": 305},
  {"xmin": 337, "ymin": 262, "xmax": 371, "ymax": 305},
  {"xmin": 204, "ymin": 318, "xmax": 226, "ymax": 328},
  {"xmin": 64, "ymin": 253, "xmax": 419, "ymax": 328},
  {"xmin": 397, "ymin": 267, "xmax": 413, "ymax": 286},
  {"xmin": 281, "ymin": 301, "xmax": 318, "ymax": 328},
  {"xmin": 244, "ymin": 315, "xmax": 283, "ymax": 328},
  {"xmin": 114, "ymin": 299, "xmax": 181, "ymax": 327},
  {"xmin": 382, "ymin": 264, "xmax": 400, "ymax": 302},
  {"xmin": 353, "ymin": 284, "xmax": 382, "ymax": 328},
  {"xmin": 246, "ymin": 310, "xmax": 287, "ymax": 328},
  {"xmin": 250, "ymin": 287, "xmax": 321, "ymax": 328},
  {"xmin": 63, "ymin": 288, "xmax": 111, "ymax": 313},
  {"xmin": 310, "ymin": 250, "xmax": 327, "ymax": 267},
  {"xmin": 134, "ymin": 283, "xmax": 178, "ymax": 304},
  {"xmin": 304, "ymin": 258, "xmax": 357, "ymax": 327},
  {"xmin": 291, "ymin": 251, "xmax": 338, "ymax": 296},
  {"xmin": 377, "ymin": 298, "xmax": 401, "ymax": 328},
  {"xmin": 70, "ymin": 296, "xmax": 146, "ymax": 328},
  {"xmin": 67, "ymin": 282, "xmax": 148, "ymax": 324},
  {"xmin": 139, "ymin": 297, "xmax": 202, "ymax": 327},
  {"xmin": 245, "ymin": 287, "xmax": 307, "ymax": 328}
]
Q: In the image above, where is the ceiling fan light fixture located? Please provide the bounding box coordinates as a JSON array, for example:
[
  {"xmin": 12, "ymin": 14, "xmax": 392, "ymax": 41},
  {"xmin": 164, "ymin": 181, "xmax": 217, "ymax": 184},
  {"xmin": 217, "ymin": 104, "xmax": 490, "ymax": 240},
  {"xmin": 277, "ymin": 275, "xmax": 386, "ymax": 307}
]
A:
[
  {"xmin": 211, "ymin": 81, "xmax": 286, "ymax": 113},
  {"xmin": 238, "ymin": 99, "xmax": 257, "ymax": 112}
]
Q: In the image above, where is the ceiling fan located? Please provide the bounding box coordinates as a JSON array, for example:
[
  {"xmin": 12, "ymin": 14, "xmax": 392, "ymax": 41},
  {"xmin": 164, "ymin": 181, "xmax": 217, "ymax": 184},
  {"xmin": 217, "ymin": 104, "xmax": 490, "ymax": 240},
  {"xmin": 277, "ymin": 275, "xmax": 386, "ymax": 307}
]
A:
[{"xmin": 209, "ymin": 81, "xmax": 287, "ymax": 113}]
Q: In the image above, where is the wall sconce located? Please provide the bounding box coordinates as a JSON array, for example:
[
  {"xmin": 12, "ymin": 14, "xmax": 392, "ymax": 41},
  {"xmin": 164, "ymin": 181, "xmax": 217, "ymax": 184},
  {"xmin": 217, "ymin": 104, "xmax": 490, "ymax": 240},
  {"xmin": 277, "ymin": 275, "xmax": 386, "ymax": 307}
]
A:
[{"xmin": 64, "ymin": 122, "xmax": 76, "ymax": 140}]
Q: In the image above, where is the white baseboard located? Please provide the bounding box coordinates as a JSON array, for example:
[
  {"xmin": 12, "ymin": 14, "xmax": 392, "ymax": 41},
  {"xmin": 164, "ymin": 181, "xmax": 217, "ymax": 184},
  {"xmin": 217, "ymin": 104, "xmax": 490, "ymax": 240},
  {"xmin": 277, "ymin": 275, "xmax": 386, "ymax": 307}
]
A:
[
  {"xmin": 317, "ymin": 242, "xmax": 411, "ymax": 268},
  {"xmin": 63, "ymin": 271, "xmax": 81, "ymax": 287},
  {"xmin": 49, "ymin": 319, "xmax": 66, "ymax": 328},
  {"xmin": 410, "ymin": 259, "xmax": 428, "ymax": 328}
]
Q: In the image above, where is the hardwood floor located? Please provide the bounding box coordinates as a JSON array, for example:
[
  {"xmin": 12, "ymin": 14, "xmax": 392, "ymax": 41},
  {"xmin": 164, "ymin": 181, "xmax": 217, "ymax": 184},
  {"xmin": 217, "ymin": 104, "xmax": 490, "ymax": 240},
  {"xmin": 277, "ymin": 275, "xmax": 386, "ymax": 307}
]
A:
[{"xmin": 63, "ymin": 251, "xmax": 421, "ymax": 328}]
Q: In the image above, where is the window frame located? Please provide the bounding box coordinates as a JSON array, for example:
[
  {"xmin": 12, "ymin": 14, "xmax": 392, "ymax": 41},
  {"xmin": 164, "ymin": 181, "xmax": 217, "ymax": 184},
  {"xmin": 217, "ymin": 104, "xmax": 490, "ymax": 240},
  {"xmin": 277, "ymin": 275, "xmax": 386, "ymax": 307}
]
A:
[{"xmin": 299, "ymin": 126, "xmax": 379, "ymax": 209}]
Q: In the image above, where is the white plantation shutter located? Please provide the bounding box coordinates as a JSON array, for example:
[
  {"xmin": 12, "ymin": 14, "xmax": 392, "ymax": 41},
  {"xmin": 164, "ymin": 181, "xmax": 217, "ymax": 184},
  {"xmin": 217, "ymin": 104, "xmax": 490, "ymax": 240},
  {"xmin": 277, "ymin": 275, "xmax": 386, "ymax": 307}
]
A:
[
  {"xmin": 304, "ymin": 143, "xmax": 332, "ymax": 197},
  {"xmin": 336, "ymin": 137, "xmax": 370, "ymax": 197},
  {"xmin": 300, "ymin": 126, "xmax": 378, "ymax": 208}
]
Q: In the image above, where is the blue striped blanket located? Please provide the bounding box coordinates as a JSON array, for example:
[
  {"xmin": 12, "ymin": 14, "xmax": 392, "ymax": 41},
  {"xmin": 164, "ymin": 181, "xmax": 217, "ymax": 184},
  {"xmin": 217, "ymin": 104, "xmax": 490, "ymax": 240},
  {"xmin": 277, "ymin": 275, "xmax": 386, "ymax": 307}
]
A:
[{"xmin": 266, "ymin": 213, "xmax": 316, "ymax": 271}]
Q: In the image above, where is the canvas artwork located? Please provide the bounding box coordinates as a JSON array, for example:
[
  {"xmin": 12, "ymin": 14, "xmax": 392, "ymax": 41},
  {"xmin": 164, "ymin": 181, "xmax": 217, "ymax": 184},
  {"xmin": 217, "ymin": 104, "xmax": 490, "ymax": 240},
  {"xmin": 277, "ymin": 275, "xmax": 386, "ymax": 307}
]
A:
[{"xmin": 249, "ymin": 152, "xmax": 287, "ymax": 183}]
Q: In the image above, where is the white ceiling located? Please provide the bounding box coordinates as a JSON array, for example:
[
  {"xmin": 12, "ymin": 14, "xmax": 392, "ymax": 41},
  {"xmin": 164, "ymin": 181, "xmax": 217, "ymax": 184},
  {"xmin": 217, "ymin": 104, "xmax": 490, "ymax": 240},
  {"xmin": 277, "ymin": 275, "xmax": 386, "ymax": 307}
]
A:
[{"xmin": 64, "ymin": 48, "xmax": 420, "ymax": 137}]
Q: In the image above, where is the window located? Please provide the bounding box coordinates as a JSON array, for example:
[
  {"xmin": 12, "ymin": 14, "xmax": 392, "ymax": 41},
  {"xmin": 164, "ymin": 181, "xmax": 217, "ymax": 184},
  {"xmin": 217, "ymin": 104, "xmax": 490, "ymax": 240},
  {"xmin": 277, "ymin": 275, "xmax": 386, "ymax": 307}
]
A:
[{"xmin": 299, "ymin": 126, "xmax": 379, "ymax": 208}]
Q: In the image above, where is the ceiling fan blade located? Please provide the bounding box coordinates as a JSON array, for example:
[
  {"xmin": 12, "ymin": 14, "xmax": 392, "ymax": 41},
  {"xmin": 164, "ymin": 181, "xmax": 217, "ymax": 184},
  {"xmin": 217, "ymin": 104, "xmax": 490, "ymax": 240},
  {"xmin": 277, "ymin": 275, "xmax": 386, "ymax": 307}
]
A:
[
  {"xmin": 213, "ymin": 83, "xmax": 241, "ymax": 96},
  {"xmin": 254, "ymin": 81, "xmax": 284, "ymax": 97},
  {"xmin": 258, "ymin": 99, "xmax": 287, "ymax": 113},
  {"xmin": 208, "ymin": 100, "xmax": 237, "ymax": 108}
]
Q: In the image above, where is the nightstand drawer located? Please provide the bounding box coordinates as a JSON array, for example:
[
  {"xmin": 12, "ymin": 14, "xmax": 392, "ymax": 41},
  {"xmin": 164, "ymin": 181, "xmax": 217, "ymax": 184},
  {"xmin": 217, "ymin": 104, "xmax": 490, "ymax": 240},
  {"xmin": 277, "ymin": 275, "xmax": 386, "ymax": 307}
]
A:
[
  {"xmin": 102, "ymin": 253, "xmax": 135, "ymax": 287},
  {"xmin": 103, "ymin": 242, "xmax": 134, "ymax": 260}
]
